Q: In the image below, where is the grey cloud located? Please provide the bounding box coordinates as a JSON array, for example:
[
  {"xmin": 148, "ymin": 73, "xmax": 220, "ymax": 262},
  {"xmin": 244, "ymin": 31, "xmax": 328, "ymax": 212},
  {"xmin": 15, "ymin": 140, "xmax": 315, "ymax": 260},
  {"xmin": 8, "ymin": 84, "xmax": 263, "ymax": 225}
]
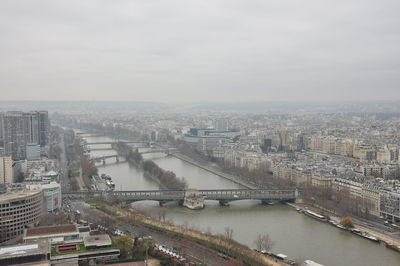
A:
[{"xmin": 0, "ymin": 0, "xmax": 399, "ymax": 102}]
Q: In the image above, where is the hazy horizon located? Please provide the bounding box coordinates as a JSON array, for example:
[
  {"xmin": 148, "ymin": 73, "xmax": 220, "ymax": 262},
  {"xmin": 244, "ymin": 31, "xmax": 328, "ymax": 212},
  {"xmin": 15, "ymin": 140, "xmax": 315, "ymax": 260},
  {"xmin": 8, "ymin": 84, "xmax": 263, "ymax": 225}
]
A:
[
  {"xmin": 1, "ymin": 100, "xmax": 400, "ymax": 114},
  {"xmin": 1, "ymin": 0, "xmax": 400, "ymax": 102}
]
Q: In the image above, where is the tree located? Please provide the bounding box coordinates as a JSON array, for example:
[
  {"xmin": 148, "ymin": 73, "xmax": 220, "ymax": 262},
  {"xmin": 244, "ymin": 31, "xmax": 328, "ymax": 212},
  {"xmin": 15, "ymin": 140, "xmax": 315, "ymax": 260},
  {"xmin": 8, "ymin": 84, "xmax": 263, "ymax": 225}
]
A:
[
  {"xmin": 69, "ymin": 177, "xmax": 80, "ymax": 191},
  {"xmin": 224, "ymin": 226, "xmax": 234, "ymax": 240},
  {"xmin": 253, "ymin": 234, "xmax": 274, "ymax": 252},
  {"xmin": 157, "ymin": 209, "xmax": 166, "ymax": 222},
  {"xmin": 340, "ymin": 216, "xmax": 354, "ymax": 228},
  {"xmin": 116, "ymin": 236, "xmax": 134, "ymax": 258},
  {"xmin": 133, "ymin": 237, "xmax": 154, "ymax": 257}
]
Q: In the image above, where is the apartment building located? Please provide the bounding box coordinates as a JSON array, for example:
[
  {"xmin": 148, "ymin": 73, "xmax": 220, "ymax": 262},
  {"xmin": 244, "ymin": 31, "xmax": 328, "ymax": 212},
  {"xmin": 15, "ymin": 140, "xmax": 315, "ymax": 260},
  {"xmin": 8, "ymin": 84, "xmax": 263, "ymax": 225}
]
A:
[{"xmin": 0, "ymin": 155, "xmax": 13, "ymax": 184}]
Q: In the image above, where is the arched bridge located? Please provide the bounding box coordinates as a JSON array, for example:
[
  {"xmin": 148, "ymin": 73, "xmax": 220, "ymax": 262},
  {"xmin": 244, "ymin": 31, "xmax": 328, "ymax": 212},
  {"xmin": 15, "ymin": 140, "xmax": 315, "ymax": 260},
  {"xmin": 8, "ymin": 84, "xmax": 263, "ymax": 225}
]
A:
[{"xmin": 63, "ymin": 189, "xmax": 297, "ymax": 207}]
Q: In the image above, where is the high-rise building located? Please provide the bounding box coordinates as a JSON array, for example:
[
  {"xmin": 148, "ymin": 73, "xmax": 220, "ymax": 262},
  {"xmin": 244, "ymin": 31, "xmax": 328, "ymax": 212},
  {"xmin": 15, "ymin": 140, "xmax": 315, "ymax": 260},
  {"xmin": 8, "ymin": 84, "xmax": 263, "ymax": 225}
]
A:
[
  {"xmin": 1, "ymin": 111, "xmax": 50, "ymax": 160},
  {"xmin": 26, "ymin": 143, "xmax": 41, "ymax": 161},
  {"xmin": 0, "ymin": 113, "xmax": 4, "ymax": 147},
  {"xmin": 2, "ymin": 112, "xmax": 30, "ymax": 160},
  {"xmin": 37, "ymin": 111, "xmax": 50, "ymax": 147},
  {"xmin": 0, "ymin": 155, "xmax": 13, "ymax": 184}
]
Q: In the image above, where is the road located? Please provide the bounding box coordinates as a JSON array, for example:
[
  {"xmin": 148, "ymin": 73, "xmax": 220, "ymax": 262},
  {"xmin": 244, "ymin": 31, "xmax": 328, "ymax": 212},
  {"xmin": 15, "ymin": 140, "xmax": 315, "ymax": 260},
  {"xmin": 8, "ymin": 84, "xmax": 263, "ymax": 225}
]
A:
[
  {"xmin": 68, "ymin": 200, "xmax": 245, "ymax": 266},
  {"xmin": 59, "ymin": 133, "xmax": 71, "ymax": 194}
]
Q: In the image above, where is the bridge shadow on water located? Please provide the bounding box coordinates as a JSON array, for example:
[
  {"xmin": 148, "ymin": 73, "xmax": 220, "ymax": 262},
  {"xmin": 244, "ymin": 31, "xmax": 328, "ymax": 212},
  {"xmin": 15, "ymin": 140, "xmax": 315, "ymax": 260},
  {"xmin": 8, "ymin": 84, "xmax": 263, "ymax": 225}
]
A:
[{"xmin": 130, "ymin": 199, "xmax": 286, "ymax": 209}]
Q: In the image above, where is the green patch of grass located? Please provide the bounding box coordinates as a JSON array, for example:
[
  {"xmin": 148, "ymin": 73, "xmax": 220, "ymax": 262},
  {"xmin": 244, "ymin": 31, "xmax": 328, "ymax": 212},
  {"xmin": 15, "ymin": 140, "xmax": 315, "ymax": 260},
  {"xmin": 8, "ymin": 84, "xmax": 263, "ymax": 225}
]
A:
[
  {"xmin": 69, "ymin": 168, "xmax": 80, "ymax": 177},
  {"xmin": 51, "ymin": 243, "xmax": 86, "ymax": 256},
  {"xmin": 110, "ymin": 236, "xmax": 117, "ymax": 249},
  {"xmin": 85, "ymin": 199, "xmax": 96, "ymax": 205}
]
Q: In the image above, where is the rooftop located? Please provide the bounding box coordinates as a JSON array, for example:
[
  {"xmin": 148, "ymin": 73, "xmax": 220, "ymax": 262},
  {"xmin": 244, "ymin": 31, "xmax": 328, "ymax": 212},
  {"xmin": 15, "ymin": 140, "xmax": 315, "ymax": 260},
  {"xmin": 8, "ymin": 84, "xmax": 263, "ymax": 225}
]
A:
[
  {"xmin": 0, "ymin": 239, "xmax": 49, "ymax": 260},
  {"xmin": 78, "ymin": 227, "xmax": 90, "ymax": 233},
  {"xmin": 83, "ymin": 235, "xmax": 112, "ymax": 248},
  {"xmin": 25, "ymin": 224, "xmax": 78, "ymax": 238},
  {"xmin": 0, "ymin": 190, "xmax": 42, "ymax": 202}
]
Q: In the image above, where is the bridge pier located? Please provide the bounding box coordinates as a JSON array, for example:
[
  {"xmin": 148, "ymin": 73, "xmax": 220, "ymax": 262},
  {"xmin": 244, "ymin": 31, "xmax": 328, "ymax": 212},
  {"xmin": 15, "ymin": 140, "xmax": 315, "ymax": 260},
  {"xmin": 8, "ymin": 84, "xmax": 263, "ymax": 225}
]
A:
[
  {"xmin": 219, "ymin": 200, "xmax": 229, "ymax": 206},
  {"xmin": 261, "ymin": 200, "xmax": 277, "ymax": 205},
  {"xmin": 65, "ymin": 189, "xmax": 297, "ymax": 209}
]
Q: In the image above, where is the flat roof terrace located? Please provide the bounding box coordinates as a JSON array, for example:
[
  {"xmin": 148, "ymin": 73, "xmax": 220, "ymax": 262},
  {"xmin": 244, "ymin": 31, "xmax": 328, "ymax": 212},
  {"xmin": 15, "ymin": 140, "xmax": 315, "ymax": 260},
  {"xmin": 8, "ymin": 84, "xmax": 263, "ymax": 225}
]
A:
[{"xmin": 25, "ymin": 224, "xmax": 78, "ymax": 238}]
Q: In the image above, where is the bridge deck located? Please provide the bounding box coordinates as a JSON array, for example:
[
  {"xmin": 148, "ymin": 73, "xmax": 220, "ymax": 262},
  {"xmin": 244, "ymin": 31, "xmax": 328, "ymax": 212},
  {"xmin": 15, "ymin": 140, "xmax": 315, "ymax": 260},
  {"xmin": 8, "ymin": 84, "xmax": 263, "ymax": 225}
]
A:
[
  {"xmin": 64, "ymin": 189, "xmax": 296, "ymax": 201},
  {"xmin": 86, "ymin": 141, "xmax": 147, "ymax": 145}
]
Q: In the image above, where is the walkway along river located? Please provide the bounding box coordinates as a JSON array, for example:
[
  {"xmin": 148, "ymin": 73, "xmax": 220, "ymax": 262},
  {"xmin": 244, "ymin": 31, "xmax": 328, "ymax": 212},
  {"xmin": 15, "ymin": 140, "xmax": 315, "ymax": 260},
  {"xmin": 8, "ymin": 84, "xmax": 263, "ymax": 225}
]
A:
[{"xmin": 81, "ymin": 133, "xmax": 400, "ymax": 266}]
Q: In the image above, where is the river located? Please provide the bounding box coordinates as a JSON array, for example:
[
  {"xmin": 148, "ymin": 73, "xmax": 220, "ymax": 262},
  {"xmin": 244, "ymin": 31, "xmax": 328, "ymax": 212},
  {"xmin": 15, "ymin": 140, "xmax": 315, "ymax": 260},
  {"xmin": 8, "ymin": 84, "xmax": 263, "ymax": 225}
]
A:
[{"xmin": 81, "ymin": 133, "xmax": 400, "ymax": 266}]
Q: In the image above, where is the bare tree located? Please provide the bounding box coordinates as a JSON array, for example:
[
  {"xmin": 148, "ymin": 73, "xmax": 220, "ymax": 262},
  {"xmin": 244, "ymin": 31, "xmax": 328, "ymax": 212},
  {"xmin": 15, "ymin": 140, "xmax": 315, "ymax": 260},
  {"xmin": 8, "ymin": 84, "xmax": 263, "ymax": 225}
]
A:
[
  {"xmin": 253, "ymin": 234, "xmax": 274, "ymax": 252},
  {"xmin": 157, "ymin": 209, "xmax": 166, "ymax": 222},
  {"xmin": 224, "ymin": 226, "xmax": 234, "ymax": 240},
  {"xmin": 38, "ymin": 213, "xmax": 70, "ymax": 226}
]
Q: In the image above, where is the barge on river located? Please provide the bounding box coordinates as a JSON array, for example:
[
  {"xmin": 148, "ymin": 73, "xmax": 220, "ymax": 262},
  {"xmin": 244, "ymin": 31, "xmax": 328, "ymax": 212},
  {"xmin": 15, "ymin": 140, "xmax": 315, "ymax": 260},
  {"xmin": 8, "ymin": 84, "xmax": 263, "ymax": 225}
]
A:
[
  {"xmin": 385, "ymin": 242, "xmax": 400, "ymax": 253},
  {"xmin": 304, "ymin": 210, "xmax": 328, "ymax": 222}
]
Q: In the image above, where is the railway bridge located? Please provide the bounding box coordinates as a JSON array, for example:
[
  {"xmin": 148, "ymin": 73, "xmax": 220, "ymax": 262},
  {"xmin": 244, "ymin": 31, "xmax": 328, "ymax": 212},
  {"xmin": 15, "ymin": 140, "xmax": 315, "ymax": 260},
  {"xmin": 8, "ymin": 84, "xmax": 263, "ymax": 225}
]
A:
[{"xmin": 63, "ymin": 189, "xmax": 297, "ymax": 208}]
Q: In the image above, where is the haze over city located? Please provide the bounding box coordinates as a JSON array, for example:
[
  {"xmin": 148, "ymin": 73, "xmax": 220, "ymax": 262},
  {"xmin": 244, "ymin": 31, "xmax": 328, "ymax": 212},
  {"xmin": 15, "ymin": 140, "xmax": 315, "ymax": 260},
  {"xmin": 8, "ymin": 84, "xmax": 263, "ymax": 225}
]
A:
[
  {"xmin": 1, "ymin": 0, "xmax": 400, "ymax": 103},
  {"xmin": 1, "ymin": 1, "xmax": 400, "ymax": 266}
]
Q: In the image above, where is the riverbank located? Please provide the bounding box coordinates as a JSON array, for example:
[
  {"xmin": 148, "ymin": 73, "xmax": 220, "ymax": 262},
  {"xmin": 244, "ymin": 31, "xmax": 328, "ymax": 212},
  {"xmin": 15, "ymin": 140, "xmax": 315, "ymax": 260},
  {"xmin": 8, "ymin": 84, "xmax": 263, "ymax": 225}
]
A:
[
  {"xmin": 287, "ymin": 202, "xmax": 400, "ymax": 247},
  {"xmin": 100, "ymin": 201, "xmax": 283, "ymax": 266},
  {"xmin": 79, "ymin": 132, "xmax": 400, "ymax": 265},
  {"xmin": 171, "ymin": 153, "xmax": 257, "ymax": 189},
  {"xmin": 113, "ymin": 143, "xmax": 187, "ymax": 190}
]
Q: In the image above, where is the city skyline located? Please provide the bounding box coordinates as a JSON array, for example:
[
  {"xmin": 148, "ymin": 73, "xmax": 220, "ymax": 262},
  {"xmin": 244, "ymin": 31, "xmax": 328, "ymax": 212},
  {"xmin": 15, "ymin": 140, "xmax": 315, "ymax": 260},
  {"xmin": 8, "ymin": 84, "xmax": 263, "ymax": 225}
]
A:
[{"xmin": 1, "ymin": 0, "xmax": 400, "ymax": 103}]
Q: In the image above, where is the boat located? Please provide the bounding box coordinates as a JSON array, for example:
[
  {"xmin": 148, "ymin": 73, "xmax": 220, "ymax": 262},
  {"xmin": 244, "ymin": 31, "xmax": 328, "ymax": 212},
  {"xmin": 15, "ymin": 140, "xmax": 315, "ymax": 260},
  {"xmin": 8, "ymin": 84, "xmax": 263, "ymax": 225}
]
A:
[
  {"xmin": 302, "ymin": 260, "xmax": 324, "ymax": 266},
  {"xmin": 351, "ymin": 229, "xmax": 379, "ymax": 243},
  {"xmin": 385, "ymin": 242, "xmax": 400, "ymax": 253},
  {"xmin": 304, "ymin": 210, "xmax": 328, "ymax": 222},
  {"xmin": 335, "ymin": 223, "xmax": 348, "ymax": 231},
  {"xmin": 361, "ymin": 232, "xmax": 379, "ymax": 243}
]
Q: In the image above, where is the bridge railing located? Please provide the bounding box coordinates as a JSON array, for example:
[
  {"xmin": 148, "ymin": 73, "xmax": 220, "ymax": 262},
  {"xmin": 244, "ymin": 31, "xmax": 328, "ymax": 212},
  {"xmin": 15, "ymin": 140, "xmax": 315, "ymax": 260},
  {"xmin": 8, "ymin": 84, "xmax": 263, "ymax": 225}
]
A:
[
  {"xmin": 64, "ymin": 189, "xmax": 296, "ymax": 201},
  {"xmin": 199, "ymin": 189, "xmax": 295, "ymax": 200}
]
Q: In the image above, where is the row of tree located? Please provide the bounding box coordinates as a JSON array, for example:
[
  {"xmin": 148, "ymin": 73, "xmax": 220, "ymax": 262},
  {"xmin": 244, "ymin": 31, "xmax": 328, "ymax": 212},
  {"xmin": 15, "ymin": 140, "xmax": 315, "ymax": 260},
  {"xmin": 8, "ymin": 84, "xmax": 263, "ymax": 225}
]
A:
[
  {"xmin": 117, "ymin": 142, "xmax": 187, "ymax": 190},
  {"xmin": 302, "ymin": 185, "xmax": 376, "ymax": 219},
  {"xmin": 75, "ymin": 138, "xmax": 98, "ymax": 188}
]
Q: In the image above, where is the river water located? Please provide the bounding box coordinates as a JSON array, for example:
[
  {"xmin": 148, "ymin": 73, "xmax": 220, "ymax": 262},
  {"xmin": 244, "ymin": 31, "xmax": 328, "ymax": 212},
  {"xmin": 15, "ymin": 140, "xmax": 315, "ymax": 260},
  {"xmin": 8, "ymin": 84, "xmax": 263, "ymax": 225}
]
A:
[{"xmin": 82, "ymin": 133, "xmax": 400, "ymax": 266}]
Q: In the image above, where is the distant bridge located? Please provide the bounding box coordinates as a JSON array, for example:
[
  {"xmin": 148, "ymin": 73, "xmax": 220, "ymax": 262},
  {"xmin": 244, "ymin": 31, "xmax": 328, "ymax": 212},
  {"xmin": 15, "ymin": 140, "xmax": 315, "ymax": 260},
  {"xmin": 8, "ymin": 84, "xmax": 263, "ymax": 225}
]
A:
[
  {"xmin": 86, "ymin": 141, "xmax": 148, "ymax": 145},
  {"xmin": 92, "ymin": 148, "xmax": 176, "ymax": 163},
  {"xmin": 76, "ymin": 132, "xmax": 105, "ymax": 137},
  {"xmin": 63, "ymin": 189, "xmax": 297, "ymax": 206}
]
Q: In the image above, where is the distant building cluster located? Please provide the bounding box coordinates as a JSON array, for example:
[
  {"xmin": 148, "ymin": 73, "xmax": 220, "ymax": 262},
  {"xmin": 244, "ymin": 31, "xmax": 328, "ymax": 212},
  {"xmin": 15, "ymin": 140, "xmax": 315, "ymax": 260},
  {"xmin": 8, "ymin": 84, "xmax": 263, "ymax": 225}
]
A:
[
  {"xmin": 0, "ymin": 110, "xmax": 62, "ymax": 245},
  {"xmin": 56, "ymin": 111, "xmax": 400, "ymax": 224},
  {"xmin": 0, "ymin": 111, "xmax": 50, "ymax": 160}
]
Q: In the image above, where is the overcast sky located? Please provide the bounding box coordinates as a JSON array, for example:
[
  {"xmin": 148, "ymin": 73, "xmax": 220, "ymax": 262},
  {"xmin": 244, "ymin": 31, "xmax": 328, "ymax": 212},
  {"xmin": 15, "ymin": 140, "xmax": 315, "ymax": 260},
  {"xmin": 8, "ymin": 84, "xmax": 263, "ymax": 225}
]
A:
[{"xmin": 0, "ymin": 0, "xmax": 399, "ymax": 103}]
